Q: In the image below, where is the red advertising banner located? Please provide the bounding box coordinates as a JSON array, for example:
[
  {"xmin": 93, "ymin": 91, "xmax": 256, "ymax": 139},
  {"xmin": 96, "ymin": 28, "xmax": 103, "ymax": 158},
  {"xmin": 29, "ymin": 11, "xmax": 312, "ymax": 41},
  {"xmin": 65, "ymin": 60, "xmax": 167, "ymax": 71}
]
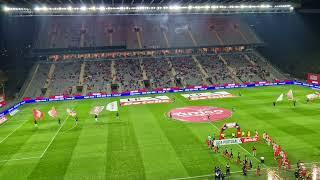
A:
[
  {"xmin": 307, "ymin": 73, "xmax": 320, "ymax": 84},
  {"xmin": 240, "ymin": 137, "xmax": 259, "ymax": 143}
]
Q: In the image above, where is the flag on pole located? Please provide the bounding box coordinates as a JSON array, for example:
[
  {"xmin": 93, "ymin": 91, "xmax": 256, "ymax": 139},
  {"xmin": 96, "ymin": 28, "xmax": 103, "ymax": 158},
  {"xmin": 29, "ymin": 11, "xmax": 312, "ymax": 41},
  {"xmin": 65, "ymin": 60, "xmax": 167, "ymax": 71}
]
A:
[
  {"xmin": 90, "ymin": 106, "xmax": 104, "ymax": 115},
  {"xmin": 48, "ymin": 107, "xmax": 58, "ymax": 118},
  {"xmin": 276, "ymin": 93, "xmax": 284, "ymax": 102},
  {"xmin": 67, "ymin": 108, "xmax": 77, "ymax": 117},
  {"xmin": 287, "ymin": 89, "xmax": 294, "ymax": 101},
  {"xmin": 106, "ymin": 101, "xmax": 118, "ymax": 112},
  {"xmin": 33, "ymin": 109, "xmax": 44, "ymax": 121}
]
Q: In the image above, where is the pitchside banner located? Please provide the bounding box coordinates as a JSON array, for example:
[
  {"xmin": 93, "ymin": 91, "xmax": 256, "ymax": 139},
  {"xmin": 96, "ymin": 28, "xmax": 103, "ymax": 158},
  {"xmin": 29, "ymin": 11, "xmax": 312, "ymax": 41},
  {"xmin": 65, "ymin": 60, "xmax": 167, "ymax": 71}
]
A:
[
  {"xmin": 214, "ymin": 137, "xmax": 259, "ymax": 146},
  {"xmin": 0, "ymin": 81, "xmax": 295, "ymax": 119},
  {"xmin": 307, "ymin": 73, "xmax": 320, "ymax": 85}
]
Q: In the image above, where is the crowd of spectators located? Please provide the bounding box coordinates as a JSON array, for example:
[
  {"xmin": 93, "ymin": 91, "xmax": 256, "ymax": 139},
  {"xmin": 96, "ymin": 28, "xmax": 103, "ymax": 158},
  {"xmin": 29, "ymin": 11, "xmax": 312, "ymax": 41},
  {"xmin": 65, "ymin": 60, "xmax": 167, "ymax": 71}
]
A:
[
  {"xmin": 143, "ymin": 58, "xmax": 173, "ymax": 88},
  {"xmin": 84, "ymin": 61, "xmax": 112, "ymax": 93},
  {"xmin": 170, "ymin": 57, "xmax": 204, "ymax": 86},
  {"xmin": 197, "ymin": 55, "xmax": 234, "ymax": 84},
  {"xmin": 221, "ymin": 53, "xmax": 272, "ymax": 83},
  {"xmin": 25, "ymin": 50, "xmax": 284, "ymax": 97},
  {"xmin": 50, "ymin": 62, "xmax": 80, "ymax": 95},
  {"xmin": 115, "ymin": 59, "xmax": 143, "ymax": 91}
]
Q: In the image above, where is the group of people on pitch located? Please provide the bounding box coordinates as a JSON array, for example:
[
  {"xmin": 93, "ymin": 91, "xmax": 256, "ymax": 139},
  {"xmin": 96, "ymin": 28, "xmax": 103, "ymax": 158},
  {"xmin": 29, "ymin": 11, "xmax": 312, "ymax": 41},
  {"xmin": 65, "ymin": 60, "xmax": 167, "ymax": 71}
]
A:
[
  {"xmin": 263, "ymin": 132, "xmax": 290, "ymax": 170},
  {"xmin": 207, "ymin": 135, "xmax": 262, "ymax": 178}
]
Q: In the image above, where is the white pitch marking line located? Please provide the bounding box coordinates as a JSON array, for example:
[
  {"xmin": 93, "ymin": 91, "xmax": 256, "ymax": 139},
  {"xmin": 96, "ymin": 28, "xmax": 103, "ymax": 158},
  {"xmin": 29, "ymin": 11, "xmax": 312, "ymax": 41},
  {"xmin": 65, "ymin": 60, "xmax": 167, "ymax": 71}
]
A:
[
  {"xmin": 209, "ymin": 122, "xmax": 267, "ymax": 167},
  {"xmin": 168, "ymin": 167, "xmax": 269, "ymax": 180},
  {"xmin": 40, "ymin": 116, "xmax": 69, "ymax": 158},
  {"xmin": 0, "ymin": 120, "xmax": 28, "ymax": 144},
  {"xmin": 0, "ymin": 156, "xmax": 40, "ymax": 163}
]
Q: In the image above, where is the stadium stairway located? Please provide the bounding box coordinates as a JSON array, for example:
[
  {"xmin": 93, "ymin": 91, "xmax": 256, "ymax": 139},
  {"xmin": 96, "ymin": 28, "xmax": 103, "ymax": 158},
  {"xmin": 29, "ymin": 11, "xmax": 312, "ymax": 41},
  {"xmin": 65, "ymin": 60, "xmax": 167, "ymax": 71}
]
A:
[
  {"xmin": 212, "ymin": 30, "xmax": 224, "ymax": 46},
  {"xmin": 109, "ymin": 33, "xmax": 113, "ymax": 46},
  {"xmin": 234, "ymin": 27, "xmax": 249, "ymax": 44},
  {"xmin": 136, "ymin": 32, "xmax": 143, "ymax": 49},
  {"xmin": 82, "ymin": 85, "xmax": 87, "ymax": 96},
  {"xmin": 252, "ymin": 51, "xmax": 287, "ymax": 80},
  {"xmin": 80, "ymin": 22, "xmax": 86, "ymax": 48},
  {"xmin": 79, "ymin": 62, "xmax": 86, "ymax": 85},
  {"xmin": 243, "ymin": 53, "xmax": 256, "ymax": 66},
  {"xmin": 49, "ymin": 24, "xmax": 58, "ymax": 48},
  {"xmin": 20, "ymin": 63, "xmax": 40, "ymax": 98},
  {"xmin": 192, "ymin": 56, "xmax": 209, "ymax": 85},
  {"xmin": 139, "ymin": 59, "xmax": 148, "ymax": 81},
  {"xmin": 111, "ymin": 60, "xmax": 117, "ymax": 84},
  {"xmin": 167, "ymin": 59, "xmax": 178, "ymax": 87},
  {"xmin": 187, "ymin": 29, "xmax": 198, "ymax": 46},
  {"xmin": 44, "ymin": 64, "xmax": 56, "ymax": 97},
  {"xmin": 162, "ymin": 31, "xmax": 171, "ymax": 48},
  {"xmin": 219, "ymin": 55, "xmax": 241, "ymax": 83}
]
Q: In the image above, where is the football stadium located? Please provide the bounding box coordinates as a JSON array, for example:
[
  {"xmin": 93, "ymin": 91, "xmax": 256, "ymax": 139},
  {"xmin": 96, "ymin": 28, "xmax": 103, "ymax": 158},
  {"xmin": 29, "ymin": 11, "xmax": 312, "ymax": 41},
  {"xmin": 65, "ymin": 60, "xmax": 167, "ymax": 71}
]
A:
[{"xmin": 1, "ymin": 0, "xmax": 320, "ymax": 179}]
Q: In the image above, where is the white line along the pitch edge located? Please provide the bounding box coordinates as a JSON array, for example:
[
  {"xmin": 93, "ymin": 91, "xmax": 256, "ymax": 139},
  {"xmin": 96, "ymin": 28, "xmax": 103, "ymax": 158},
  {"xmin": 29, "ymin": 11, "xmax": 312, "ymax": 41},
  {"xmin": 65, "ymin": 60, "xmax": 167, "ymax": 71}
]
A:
[
  {"xmin": 0, "ymin": 156, "xmax": 40, "ymax": 163},
  {"xmin": 0, "ymin": 119, "xmax": 28, "ymax": 144},
  {"xmin": 209, "ymin": 122, "xmax": 267, "ymax": 167},
  {"xmin": 168, "ymin": 167, "xmax": 268, "ymax": 180},
  {"xmin": 40, "ymin": 116, "xmax": 69, "ymax": 158}
]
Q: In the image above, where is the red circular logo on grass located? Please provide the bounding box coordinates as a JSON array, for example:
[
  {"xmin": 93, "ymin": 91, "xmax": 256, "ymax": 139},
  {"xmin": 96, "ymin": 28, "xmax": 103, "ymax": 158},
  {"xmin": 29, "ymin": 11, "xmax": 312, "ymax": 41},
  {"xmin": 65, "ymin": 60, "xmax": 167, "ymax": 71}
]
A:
[{"xmin": 168, "ymin": 106, "xmax": 232, "ymax": 122}]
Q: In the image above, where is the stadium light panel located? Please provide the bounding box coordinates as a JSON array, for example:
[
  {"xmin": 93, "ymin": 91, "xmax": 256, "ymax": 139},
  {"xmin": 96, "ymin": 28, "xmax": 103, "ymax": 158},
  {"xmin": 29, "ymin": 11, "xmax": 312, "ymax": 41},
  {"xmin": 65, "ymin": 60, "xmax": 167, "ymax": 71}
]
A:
[
  {"xmin": 3, "ymin": 6, "xmax": 10, "ymax": 12},
  {"xmin": 99, "ymin": 6, "xmax": 105, "ymax": 11},
  {"xmin": 80, "ymin": 6, "xmax": 87, "ymax": 11},
  {"xmin": 2, "ymin": 3, "xmax": 296, "ymax": 14},
  {"xmin": 34, "ymin": 6, "xmax": 40, "ymax": 12},
  {"xmin": 42, "ymin": 6, "xmax": 48, "ymax": 12}
]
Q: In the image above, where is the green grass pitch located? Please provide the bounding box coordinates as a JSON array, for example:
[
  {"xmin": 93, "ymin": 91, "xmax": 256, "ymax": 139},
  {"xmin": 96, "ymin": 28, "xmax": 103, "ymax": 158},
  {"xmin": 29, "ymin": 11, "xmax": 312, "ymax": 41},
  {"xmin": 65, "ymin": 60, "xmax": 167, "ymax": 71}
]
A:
[{"xmin": 0, "ymin": 85, "xmax": 319, "ymax": 180}]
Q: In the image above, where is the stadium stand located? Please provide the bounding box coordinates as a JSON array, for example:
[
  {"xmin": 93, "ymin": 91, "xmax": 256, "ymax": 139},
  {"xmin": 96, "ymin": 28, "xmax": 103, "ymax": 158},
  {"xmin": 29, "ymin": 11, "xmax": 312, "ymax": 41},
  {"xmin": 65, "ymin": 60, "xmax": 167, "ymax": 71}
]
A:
[
  {"xmin": 50, "ymin": 62, "xmax": 81, "ymax": 95},
  {"xmin": 23, "ymin": 63, "xmax": 50, "ymax": 97},
  {"xmin": 20, "ymin": 49, "xmax": 288, "ymax": 98},
  {"xmin": 84, "ymin": 61, "xmax": 112, "ymax": 93},
  {"xmin": 170, "ymin": 57, "xmax": 205, "ymax": 86},
  {"xmin": 115, "ymin": 59, "xmax": 143, "ymax": 92},
  {"xmin": 34, "ymin": 15, "xmax": 262, "ymax": 50},
  {"xmin": 197, "ymin": 55, "xmax": 234, "ymax": 84},
  {"xmin": 143, "ymin": 58, "xmax": 174, "ymax": 89}
]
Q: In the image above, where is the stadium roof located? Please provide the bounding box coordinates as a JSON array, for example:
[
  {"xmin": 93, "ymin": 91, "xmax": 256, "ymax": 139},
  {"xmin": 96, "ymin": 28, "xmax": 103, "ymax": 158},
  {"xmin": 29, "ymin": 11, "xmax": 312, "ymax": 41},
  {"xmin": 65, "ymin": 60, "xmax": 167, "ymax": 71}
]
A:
[
  {"xmin": 1, "ymin": 0, "xmax": 300, "ymax": 15},
  {"xmin": 0, "ymin": 0, "xmax": 300, "ymax": 6}
]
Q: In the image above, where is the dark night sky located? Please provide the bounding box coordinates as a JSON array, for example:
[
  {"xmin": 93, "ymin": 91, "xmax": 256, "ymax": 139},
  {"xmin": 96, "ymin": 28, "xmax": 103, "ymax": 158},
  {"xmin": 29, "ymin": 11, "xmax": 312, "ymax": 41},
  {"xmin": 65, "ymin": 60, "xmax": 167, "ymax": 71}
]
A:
[{"xmin": 0, "ymin": 1, "xmax": 320, "ymax": 98}]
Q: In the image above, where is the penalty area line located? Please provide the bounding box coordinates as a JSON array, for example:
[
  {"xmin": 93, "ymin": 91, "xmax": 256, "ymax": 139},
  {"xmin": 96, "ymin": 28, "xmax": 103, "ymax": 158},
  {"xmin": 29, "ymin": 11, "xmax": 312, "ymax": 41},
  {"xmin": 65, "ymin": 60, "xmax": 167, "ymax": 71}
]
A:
[{"xmin": 40, "ymin": 116, "xmax": 69, "ymax": 158}]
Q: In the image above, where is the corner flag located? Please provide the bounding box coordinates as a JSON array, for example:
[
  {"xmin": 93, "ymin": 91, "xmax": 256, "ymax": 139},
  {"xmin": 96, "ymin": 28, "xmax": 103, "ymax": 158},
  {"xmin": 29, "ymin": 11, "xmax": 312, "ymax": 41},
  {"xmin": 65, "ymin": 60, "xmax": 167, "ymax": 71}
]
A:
[{"xmin": 106, "ymin": 101, "xmax": 118, "ymax": 112}]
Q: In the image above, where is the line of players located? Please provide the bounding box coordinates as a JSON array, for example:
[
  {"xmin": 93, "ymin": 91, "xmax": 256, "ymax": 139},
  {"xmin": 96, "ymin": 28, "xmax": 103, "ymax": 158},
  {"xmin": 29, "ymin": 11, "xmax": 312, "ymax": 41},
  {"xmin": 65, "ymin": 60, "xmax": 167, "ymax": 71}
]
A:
[
  {"xmin": 207, "ymin": 134, "xmax": 262, "ymax": 179},
  {"xmin": 263, "ymin": 132, "xmax": 290, "ymax": 170}
]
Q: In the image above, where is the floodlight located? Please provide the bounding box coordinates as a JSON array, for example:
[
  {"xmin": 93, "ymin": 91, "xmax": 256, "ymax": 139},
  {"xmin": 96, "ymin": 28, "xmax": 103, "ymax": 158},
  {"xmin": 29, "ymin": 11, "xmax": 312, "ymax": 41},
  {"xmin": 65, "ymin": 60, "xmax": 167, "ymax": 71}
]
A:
[{"xmin": 80, "ymin": 6, "xmax": 87, "ymax": 11}]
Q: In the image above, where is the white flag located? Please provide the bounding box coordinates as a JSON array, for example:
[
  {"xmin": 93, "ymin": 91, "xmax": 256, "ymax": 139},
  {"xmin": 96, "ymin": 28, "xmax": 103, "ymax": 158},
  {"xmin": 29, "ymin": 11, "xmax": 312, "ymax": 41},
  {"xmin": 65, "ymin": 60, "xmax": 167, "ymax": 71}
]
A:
[
  {"xmin": 276, "ymin": 93, "xmax": 284, "ymax": 102},
  {"xmin": 106, "ymin": 101, "xmax": 118, "ymax": 112},
  {"xmin": 287, "ymin": 89, "xmax": 294, "ymax": 101},
  {"xmin": 67, "ymin": 108, "xmax": 77, "ymax": 117},
  {"xmin": 90, "ymin": 106, "xmax": 105, "ymax": 115}
]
